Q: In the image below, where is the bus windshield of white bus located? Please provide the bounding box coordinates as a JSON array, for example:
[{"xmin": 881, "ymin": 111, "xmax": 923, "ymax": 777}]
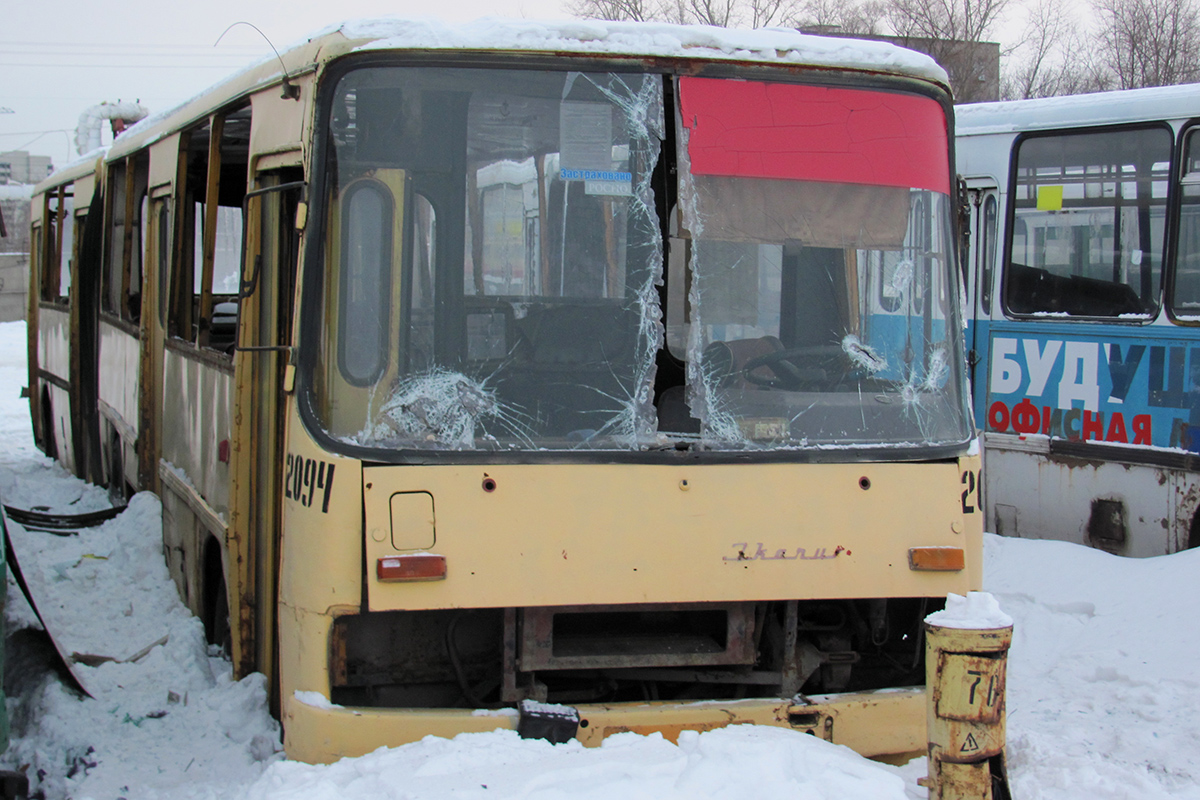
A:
[{"xmin": 308, "ymin": 65, "xmax": 971, "ymax": 453}]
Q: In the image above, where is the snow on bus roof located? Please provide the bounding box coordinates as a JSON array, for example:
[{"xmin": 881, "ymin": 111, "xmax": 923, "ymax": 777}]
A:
[
  {"xmin": 343, "ymin": 17, "xmax": 948, "ymax": 83},
  {"xmin": 956, "ymin": 81, "xmax": 1200, "ymax": 136},
  {"xmin": 104, "ymin": 17, "xmax": 948, "ymax": 165}
]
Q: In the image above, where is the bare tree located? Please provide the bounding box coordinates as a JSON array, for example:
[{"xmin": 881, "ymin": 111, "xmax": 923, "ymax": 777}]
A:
[
  {"xmin": 565, "ymin": 0, "xmax": 1012, "ymax": 103},
  {"xmin": 880, "ymin": 0, "xmax": 1010, "ymax": 101},
  {"xmin": 566, "ymin": 0, "xmax": 803, "ymax": 28},
  {"xmin": 746, "ymin": 0, "xmax": 798, "ymax": 28},
  {"xmin": 1000, "ymin": 0, "xmax": 1108, "ymax": 98},
  {"xmin": 1092, "ymin": 0, "xmax": 1200, "ymax": 89},
  {"xmin": 793, "ymin": 0, "xmax": 890, "ymax": 34},
  {"xmin": 885, "ymin": 0, "xmax": 1010, "ymax": 44},
  {"xmin": 685, "ymin": 0, "xmax": 741, "ymax": 26},
  {"xmin": 563, "ymin": 0, "xmax": 662, "ymax": 21}
]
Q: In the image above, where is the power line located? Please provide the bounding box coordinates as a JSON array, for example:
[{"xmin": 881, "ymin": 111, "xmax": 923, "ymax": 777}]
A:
[
  {"xmin": 0, "ymin": 50, "xmax": 262, "ymax": 60},
  {"xmin": 0, "ymin": 130, "xmax": 75, "ymax": 137},
  {"xmin": 0, "ymin": 42, "xmax": 269, "ymax": 68},
  {"xmin": 1, "ymin": 129, "xmax": 73, "ymax": 155},
  {"xmin": 0, "ymin": 60, "xmax": 258, "ymax": 69},
  {"xmin": 0, "ymin": 41, "xmax": 267, "ymax": 51}
]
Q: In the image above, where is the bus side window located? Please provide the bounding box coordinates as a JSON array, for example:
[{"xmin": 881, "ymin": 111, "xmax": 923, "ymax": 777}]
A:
[
  {"xmin": 408, "ymin": 193, "xmax": 436, "ymax": 372},
  {"xmin": 55, "ymin": 189, "xmax": 75, "ymax": 302},
  {"xmin": 168, "ymin": 107, "xmax": 249, "ymax": 352},
  {"xmin": 1005, "ymin": 126, "xmax": 1170, "ymax": 318},
  {"xmin": 157, "ymin": 201, "xmax": 171, "ymax": 328},
  {"xmin": 102, "ymin": 156, "xmax": 148, "ymax": 322},
  {"xmin": 39, "ymin": 187, "xmax": 70, "ymax": 302},
  {"xmin": 979, "ymin": 193, "xmax": 997, "ymax": 315},
  {"xmin": 32, "ymin": 224, "xmax": 44, "ymax": 301},
  {"xmin": 1171, "ymin": 128, "xmax": 1200, "ymax": 317},
  {"xmin": 338, "ymin": 180, "xmax": 393, "ymax": 385}
]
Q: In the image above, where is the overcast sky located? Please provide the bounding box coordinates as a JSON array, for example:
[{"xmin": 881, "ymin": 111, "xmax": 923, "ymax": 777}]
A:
[
  {"xmin": 0, "ymin": 0, "xmax": 566, "ymax": 172},
  {"xmin": 2, "ymin": 0, "xmax": 1072, "ymax": 175}
]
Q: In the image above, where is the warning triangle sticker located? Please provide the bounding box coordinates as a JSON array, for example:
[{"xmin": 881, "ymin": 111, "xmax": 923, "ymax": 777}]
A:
[{"xmin": 961, "ymin": 733, "xmax": 980, "ymax": 753}]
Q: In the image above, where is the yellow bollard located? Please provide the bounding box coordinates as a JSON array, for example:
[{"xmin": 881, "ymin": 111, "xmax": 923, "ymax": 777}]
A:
[{"xmin": 925, "ymin": 593, "xmax": 1014, "ymax": 800}]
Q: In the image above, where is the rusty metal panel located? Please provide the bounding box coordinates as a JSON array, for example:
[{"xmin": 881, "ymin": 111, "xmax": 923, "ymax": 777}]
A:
[
  {"xmin": 936, "ymin": 761, "xmax": 993, "ymax": 800},
  {"xmin": 160, "ymin": 347, "xmax": 234, "ymax": 518},
  {"xmin": 985, "ymin": 435, "xmax": 1178, "ymax": 555},
  {"xmin": 934, "ymin": 652, "xmax": 1005, "ymax": 726},
  {"xmin": 38, "ymin": 307, "xmax": 70, "ymax": 380},
  {"xmin": 925, "ymin": 622, "xmax": 1012, "ymax": 799},
  {"xmin": 98, "ymin": 321, "xmax": 140, "ymax": 438}
]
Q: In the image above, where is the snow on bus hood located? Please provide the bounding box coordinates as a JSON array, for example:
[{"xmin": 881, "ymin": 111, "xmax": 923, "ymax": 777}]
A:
[{"xmin": 344, "ymin": 17, "xmax": 949, "ymax": 85}]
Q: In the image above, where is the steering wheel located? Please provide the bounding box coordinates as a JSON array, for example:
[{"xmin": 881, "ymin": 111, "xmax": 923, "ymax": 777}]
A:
[{"xmin": 741, "ymin": 346, "xmax": 843, "ymax": 390}]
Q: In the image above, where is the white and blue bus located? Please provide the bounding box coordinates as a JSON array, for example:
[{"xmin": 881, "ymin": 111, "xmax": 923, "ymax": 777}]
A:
[{"xmin": 957, "ymin": 83, "xmax": 1200, "ymax": 556}]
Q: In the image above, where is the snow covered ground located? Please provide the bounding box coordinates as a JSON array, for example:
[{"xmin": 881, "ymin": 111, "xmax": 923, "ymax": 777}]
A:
[{"xmin": 1, "ymin": 318, "xmax": 1198, "ymax": 799}]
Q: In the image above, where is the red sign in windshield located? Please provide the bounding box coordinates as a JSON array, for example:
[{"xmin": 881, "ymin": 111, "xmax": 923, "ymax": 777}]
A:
[{"xmin": 679, "ymin": 77, "xmax": 950, "ymax": 195}]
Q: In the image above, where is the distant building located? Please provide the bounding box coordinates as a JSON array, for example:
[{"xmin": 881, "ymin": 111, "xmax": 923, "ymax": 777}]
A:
[
  {"xmin": 0, "ymin": 184, "xmax": 32, "ymax": 323},
  {"xmin": 0, "ymin": 150, "xmax": 54, "ymax": 185},
  {"xmin": 798, "ymin": 30, "xmax": 1001, "ymax": 104}
]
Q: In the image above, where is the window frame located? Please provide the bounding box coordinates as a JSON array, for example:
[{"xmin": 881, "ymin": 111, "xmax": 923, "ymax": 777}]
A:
[
  {"xmin": 1166, "ymin": 122, "xmax": 1200, "ymax": 323},
  {"xmin": 1001, "ymin": 122, "xmax": 1175, "ymax": 322},
  {"xmin": 297, "ymin": 51, "xmax": 972, "ymax": 465},
  {"xmin": 337, "ymin": 178, "xmax": 395, "ymax": 387}
]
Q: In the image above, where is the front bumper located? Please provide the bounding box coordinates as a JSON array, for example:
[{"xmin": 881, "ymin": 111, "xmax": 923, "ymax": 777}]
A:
[{"xmin": 282, "ymin": 687, "xmax": 925, "ymax": 764}]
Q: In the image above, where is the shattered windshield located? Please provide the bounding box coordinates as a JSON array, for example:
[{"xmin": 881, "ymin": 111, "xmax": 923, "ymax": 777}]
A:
[
  {"xmin": 672, "ymin": 78, "xmax": 971, "ymax": 448},
  {"xmin": 307, "ymin": 64, "xmax": 971, "ymax": 453},
  {"xmin": 311, "ymin": 66, "xmax": 664, "ymax": 450}
]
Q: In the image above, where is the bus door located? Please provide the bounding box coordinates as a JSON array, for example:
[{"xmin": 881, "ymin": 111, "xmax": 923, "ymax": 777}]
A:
[
  {"xmin": 138, "ymin": 147, "xmax": 176, "ymax": 493},
  {"xmin": 962, "ymin": 178, "xmax": 999, "ymax": 402},
  {"xmin": 72, "ymin": 180, "xmax": 105, "ymax": 485},
  {"xmin": 229, "ymin": 169, "xmax": 301, "ymax": 707}
]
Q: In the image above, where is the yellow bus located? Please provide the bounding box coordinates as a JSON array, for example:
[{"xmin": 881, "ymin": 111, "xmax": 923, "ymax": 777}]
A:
[{"xmin": 27, "ymin": 18, "xmax": 981, "ymax": 763}]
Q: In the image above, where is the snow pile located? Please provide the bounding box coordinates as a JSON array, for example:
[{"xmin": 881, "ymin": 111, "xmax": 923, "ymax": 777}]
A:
[
  {"xmin": 925, "ymin": 591, "xmax": 1013, "ymax": 630},
  {"xmin": 247, "ymin": 725, "xmax": 910, "ymax": 800},
  {"xmin": 2, "ymin": 487, "xmax": 282, "ymax": 800},
  {"xmin": 0, "ymin": 184, "xmax": 33, "ymax": 202},
  {"xmin": 985, "ymin": 535, "xmax": 1200, "ymax": 799},
  {"xmin": 0, "ymin": 322, "xmax": 281, "ymax": 798},
  {"xmin": 1, "ymin": 316, "xmax": 1199, "ymax": 799},
  {"xmin": 957, "ymin": 82, "xmax": 1200, "ymax": 136}
]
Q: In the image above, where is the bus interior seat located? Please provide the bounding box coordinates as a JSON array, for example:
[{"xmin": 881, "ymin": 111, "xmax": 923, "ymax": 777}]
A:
[{"xmin": 1007, "ymin": 262, "xmax": 1145, "ymax": 316}]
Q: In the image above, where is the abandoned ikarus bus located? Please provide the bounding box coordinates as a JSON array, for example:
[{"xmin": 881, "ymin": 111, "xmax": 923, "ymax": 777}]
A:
[
  {"xmin": 958, "ymin": 84, "xmax": 1200, "ymax": 556},
  {"xmin": 26, "ymin": 19, "xmax": 979, "ymax": 762}
]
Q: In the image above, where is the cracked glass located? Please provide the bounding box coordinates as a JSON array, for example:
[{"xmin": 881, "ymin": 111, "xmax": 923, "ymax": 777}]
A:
[
  {"xmin": 675, "ymin": 78, "xmax": 971, "ymax": 448},
  {"xmin": 308, "ymin": 65, "xmax": 971, "ymax": 454},
  {"xmin": 311, "ymin": 67, "xmax": 663, "ymax": 450}
]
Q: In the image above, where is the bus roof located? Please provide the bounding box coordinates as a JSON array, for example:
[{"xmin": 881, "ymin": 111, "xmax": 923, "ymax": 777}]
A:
[
  {"xmin": 342, "ymin": 17, "xmax": 947, "ymax": 79},
  {"xmin": 99, "ymin": 17, "xmax": 949, "ymax": 164},
  {"xmin": 32, "ymin": 151, "xmax": 105, "ymax": 196},
  {"xmin": 956, "ymin": 82, "xmax": 1200, "ymax": 137}
]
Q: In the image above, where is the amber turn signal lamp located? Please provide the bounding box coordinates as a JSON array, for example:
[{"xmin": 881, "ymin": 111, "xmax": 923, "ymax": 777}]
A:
[
  {"xmin": 377, "ymin": 554, "xmax": 447, "ymax": 581},
  {"xmin": 908, "ymin": 546, "xmax": 965, "ymax": 571}
]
